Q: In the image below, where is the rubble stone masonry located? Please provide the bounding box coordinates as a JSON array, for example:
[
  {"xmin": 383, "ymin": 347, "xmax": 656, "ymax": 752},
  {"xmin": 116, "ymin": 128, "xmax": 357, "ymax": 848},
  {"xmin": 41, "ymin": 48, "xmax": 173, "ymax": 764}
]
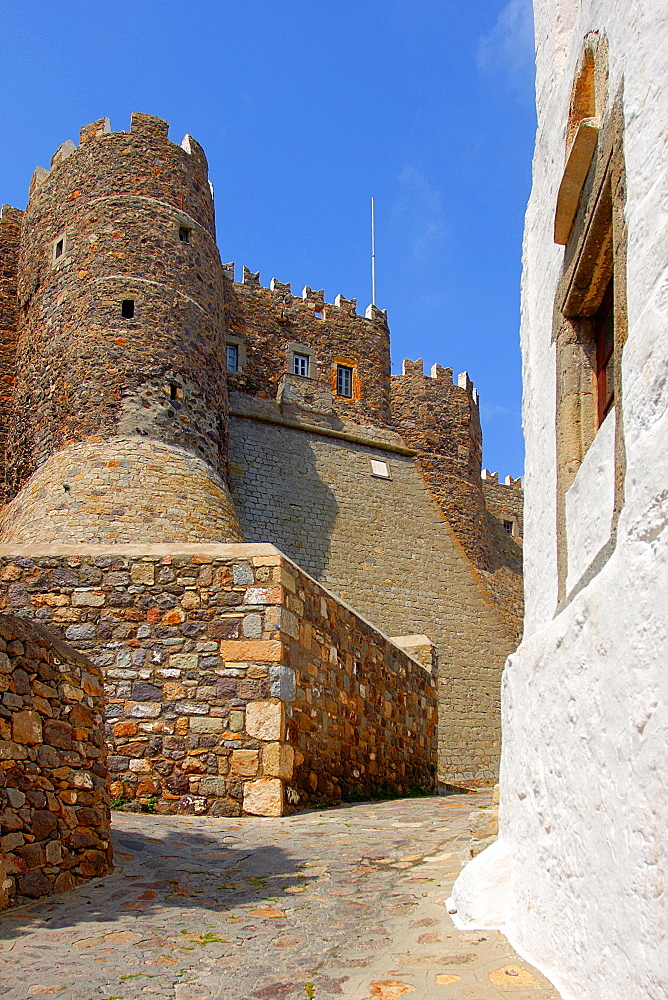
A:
[
  {"xmin": 0, "ymin": 206, "xmax": 22, "ymax": 500},
  {"xmin": 222, "ymin": 279, "xmax": 524, "ymax": 782},
  {"xmin": 224, "ymin": 273, "xmax": 392, "ymax": 428},
  {"xmin": 0, "ymin": 543, "xmax": 437, "ymax": 816},
  {"xmin": 0, "ymin": 613, "xmax": 111, "ymax": 910}
]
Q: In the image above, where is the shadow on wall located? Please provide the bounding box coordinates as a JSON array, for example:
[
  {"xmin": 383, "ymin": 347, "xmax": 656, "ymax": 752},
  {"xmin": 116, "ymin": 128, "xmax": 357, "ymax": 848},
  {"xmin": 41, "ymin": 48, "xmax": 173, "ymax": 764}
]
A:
[{"xmin": 230, "ymin": 433, "xmax": 338, "ymax": 581}]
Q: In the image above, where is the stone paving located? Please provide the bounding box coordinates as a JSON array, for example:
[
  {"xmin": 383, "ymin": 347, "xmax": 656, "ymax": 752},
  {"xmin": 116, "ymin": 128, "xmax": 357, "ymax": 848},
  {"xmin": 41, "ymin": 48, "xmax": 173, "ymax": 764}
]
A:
[{"xmin": 0, "ymin": 793, "xmax": 559, "ymax": 1000}]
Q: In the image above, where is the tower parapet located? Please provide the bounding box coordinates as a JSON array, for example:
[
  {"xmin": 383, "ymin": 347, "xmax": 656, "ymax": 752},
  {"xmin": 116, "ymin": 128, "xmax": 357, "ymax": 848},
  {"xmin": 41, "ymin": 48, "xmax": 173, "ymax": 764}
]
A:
[
  {"xmin": 390, "ymin": 357, "xmax": 522, "ymax": 631},
  {"xmin": 390, "ymin": 358, "xmax": 482, "ymax": 484},
  {"xmin": 0, "ymin": 114, "xmax": 242, "ymax": 545}
]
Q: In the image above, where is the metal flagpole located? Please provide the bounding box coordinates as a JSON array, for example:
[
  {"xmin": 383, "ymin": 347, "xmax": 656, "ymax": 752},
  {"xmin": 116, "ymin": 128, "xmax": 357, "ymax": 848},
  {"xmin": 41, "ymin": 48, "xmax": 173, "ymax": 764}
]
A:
[{"xmin": 371, "ymin": 196, "xmax": 376, "ymax": 306}]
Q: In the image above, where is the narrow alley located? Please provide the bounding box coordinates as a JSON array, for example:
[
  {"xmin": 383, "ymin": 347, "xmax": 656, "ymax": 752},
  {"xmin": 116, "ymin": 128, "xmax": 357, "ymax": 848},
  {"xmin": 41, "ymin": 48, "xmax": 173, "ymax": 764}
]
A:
[{"xmin": 0, "ymin": 794, "xmax": 557, "ymax": 1000}]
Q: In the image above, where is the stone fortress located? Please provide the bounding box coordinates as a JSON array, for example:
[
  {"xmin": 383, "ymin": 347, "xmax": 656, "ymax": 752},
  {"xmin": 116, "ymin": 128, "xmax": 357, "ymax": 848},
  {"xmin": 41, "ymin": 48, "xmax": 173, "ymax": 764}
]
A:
[{"xmin": 0, "ymin": 113, "xmax": 523, "ymax": 841}]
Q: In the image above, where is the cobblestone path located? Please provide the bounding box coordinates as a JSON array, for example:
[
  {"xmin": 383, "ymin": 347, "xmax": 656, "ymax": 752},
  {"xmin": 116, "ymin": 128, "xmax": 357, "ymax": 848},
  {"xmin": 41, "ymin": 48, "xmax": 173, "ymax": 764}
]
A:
[{"xmin": 0, "ymin": 794, "xmax": 559, "ymax": 1000}]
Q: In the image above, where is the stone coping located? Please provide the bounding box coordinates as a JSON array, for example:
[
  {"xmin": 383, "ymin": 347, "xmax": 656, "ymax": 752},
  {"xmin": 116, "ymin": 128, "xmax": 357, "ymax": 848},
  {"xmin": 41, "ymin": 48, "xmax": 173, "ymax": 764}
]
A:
[
  {"xmin": 0, "ymin": 542, "xmax": 278, "ymax": 559},
  {"xmin": 229, "ymin": 401, "xmax": 418, "ymax": 456},
  {"xmin": 0, "ymin": 542, "xmax": 434, "ymax": 674}
]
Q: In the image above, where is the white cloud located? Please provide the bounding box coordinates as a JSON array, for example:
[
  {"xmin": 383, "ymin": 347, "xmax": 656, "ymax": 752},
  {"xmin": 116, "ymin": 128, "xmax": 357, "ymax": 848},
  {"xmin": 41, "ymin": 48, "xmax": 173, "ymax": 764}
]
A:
[
  {"xmin": 389, "ymin": 165, "xmax": 446, "ymax": 263},
  {"xmin": 480, "ymin": 401, "xmax": 516, "ymax": 421},
  {"xmin": 477, "ymin": 0, "xmax": 535, "ymax": 97}
]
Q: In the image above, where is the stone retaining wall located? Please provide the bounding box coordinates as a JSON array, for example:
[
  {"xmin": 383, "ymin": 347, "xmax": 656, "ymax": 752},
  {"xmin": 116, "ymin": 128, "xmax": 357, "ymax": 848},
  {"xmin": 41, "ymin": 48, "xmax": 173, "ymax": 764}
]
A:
[
  {"xmin": 279, "ymin": 560, "xmax": 437, "ymax": 808},
  {"xmin": 0, "ymin": 613, "xmax": 111, "ymax": 910},
  {"xmin": 0, "ymin": 543, "xmax": 437, "ymax": 817}
]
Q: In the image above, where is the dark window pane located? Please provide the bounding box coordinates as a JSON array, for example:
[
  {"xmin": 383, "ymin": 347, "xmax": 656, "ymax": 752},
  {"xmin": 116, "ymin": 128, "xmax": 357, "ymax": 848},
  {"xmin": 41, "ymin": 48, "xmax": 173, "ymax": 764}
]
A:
[
  {"xmin": 595, "ymin": 280, "xmax": 614, "ymax": 424},
  {"xmin": 293, "ymin": 354, "xmax": 309, "ymax": 377},
  {"xmin": 336, "ymin": 365, "xmax": 353, "ymax": 397},
  {"xmin": 226, "ymin": 344, "xmax": 239, "ymax": 372}
]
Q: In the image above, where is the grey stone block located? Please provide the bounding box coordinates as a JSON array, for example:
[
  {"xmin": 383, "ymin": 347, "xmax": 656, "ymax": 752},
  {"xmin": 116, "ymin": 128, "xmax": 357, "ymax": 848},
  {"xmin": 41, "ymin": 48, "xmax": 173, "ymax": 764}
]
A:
[{"xmin": 269, "ymin": 665, "xmax": 296, "ymax": 702}]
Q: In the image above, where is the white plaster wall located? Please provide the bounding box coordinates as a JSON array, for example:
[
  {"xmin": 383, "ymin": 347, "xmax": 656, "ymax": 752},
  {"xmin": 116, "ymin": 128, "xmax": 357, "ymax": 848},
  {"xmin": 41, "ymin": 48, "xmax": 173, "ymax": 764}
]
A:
[
  {"xmin": 453, "ymin": 1, "xmax": 668, "ymax": 997},
  {"xmin": 565, "ymin": 408, "xmax": 615, "ymax": 593}
]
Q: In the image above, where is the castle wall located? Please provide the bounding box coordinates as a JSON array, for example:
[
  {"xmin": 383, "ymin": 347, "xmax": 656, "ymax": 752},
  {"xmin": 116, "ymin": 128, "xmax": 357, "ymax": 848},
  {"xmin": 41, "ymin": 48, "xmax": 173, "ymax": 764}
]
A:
[
  {"xmin": 228, "ymin": 397, "xmax": 513, "ymax": 786},
  {"xmin": 0, "ymin": 543, "xmax": 437, "ymax": 815},
  {"xmin": 389, "ymin": 360, "xmax": 487, "ymax": 562},
  {"xmin": 391, "ymin": 360, "xmax": 524, "ymax": 639},
  {"xmin": 224, "ymin": 273, "xmax": 392, "ymax": 427},
  {"xmin": 452, "ymin": 4, "xmax": 668, "ymax": 998},
  {"xmin": 0, "ymin": 112, "xmax": 525, "ymax": 799},
  {"xmin": 2, "ymin": 113, "xmax": 241, "ymax": 545},
  {"xmin": 0, "ymin": 206, "xmax": 22, "ymax": 501},
  {"xmin": 0, "ymin": 613, "xmax": 111, "ymax": 910}
]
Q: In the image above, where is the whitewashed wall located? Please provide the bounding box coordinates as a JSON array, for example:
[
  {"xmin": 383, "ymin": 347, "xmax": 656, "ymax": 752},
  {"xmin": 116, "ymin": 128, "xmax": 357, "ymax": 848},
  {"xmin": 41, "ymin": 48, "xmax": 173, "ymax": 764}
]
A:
[{"xmin": 452, "ymin": 1, "xmax": 668, "ymax": 997}]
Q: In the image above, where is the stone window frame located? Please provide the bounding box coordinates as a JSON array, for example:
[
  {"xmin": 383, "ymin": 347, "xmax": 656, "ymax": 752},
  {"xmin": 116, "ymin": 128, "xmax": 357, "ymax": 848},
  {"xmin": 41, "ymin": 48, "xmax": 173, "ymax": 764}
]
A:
[
  {"xmin": 553, "ymin": 33, "xmax": 628, "ymax": 608},
  {"xmin": 52, "ymin": 231, "xmax": 68, "ymax": 267},
  {"xmin": 330, "ymin": 355, "xmax": 361, "ymax": 401},
  {"xmin": 172, "ymin": 216, "xmax": 195, "ymax": 247},
  {"xmin": 286, "ymin": 342, "xmax": 316, "ymax": 380},
  {"xmin": 225, "ymin": 334, "xmax": 246, "ymax": 375},
  {"xmin": 370, "ymin": 459, "xmax": 391, "ymax": 480}
]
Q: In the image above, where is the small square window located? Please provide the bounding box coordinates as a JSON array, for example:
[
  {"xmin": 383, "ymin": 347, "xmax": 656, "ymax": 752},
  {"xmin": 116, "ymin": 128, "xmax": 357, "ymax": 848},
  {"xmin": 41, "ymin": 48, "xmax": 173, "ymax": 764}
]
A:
[
  {"xmin": 293, "ymin": 353, "xmax": 310, "ymax": 378},
  {"xmin": 54, "ymin": 238, "xmax": 64, "ymax": 260},
  {"xmin": 503, "ymin": 520, "xmax": 514, "ymax": 536},
  {"xmin": 336, "ymin": 365, "xmax": 353, "ymax": 398},
  {"xmin": 121, "ymin": 299, "xmax": 135, "ymax": 319},
  {"xmin": 371, "ymin": 460, "xmax": 390, "ymax": 479},
  {"xmin": 178, "ymin": 226, "xmax": 191, "ymax": 243},
  {"xmin": 226, "ymin": 344, "xmax": 239, "ymax": 372}
]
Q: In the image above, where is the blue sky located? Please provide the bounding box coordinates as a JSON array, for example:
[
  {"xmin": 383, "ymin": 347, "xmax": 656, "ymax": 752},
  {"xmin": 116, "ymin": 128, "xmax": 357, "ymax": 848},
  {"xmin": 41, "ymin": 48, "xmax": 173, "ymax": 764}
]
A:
[{"xmin": 0, "ymin": 0, "xmax": 536, "ymax": 479}]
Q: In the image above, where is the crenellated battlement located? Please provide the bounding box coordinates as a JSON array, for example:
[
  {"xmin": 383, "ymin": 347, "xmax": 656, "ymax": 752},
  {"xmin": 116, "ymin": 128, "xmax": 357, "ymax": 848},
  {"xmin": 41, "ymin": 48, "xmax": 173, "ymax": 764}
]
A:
[
  {"xmin": 481, "ymin": 469, "xmax": 523, "ymax": 489},
  {"xmin": 0, "ymin": 204, "xmax": 24, "ymax": 227},
  {"xmin": 481, "ymin": 469, "xmax": 524, "ymax": 540},
  {"xmin": 224, "ymin": 262, "xmax": 392, "ymax": 425},
  {"xmin": 392, "ymin": 357, "xmax": 480, "ymax": 405},
  {"xmin": 3, "ymin": 113, "xmax": 242, "ymax": 543},
  {"xmin": 225, "ymin": 262, "xmax": 385, "ymax": 325},
  {"xmin": 28, "ymin": 113, "xmax": 211, "ymax": 210}
]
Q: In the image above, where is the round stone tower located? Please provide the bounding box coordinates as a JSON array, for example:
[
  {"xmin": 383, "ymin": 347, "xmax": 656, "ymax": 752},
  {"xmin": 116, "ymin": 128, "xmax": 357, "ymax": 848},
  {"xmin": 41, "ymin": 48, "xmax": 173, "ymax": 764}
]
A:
[{"xmin": 0, "ymin": 113, "xmax": 243, "ymax": 544}]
